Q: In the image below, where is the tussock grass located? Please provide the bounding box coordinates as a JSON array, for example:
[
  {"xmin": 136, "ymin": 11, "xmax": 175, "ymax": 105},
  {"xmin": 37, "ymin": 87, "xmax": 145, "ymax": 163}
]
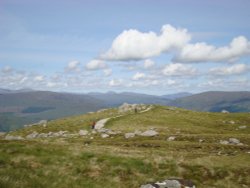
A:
[{"xmin": 1, "ymin": 105, "xmax": 250, "ymax": 187}]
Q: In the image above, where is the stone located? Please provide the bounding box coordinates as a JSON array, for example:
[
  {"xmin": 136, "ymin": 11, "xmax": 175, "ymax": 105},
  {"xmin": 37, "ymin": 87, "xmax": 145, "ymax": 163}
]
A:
[
  {"xmin": 163, "ymin": 179, "xmax": 181, "ymax": 187},
  {"xmin": 167, "ymin": 136, "xmax": 176, "ymax": 141},
  {"xmin": 134, "ymin": 130, "xmax": 142, "ymax": 135},
  {"xmin": 239, "ymin": 125, "xmax": 247, "ymax": 129},
  {"xmin": 125, "ymin": 133, "xmax": 135, "ymax": 139},
  {"xmin": 5, "ymin": 135, "xmax": 24, "ymax": 140},
  {"xmin": 101, "ymin": 133, "xmax": 109, "ymax": 138},
  {"xmin": 140, "ymin": 130, "xmax": 158, "ymax": 137},
  {"xmin": 141, "ymin": 179, "xmax": 195, "ymax": 188},
  {"xmin": 140, "ymin": 184, "xmax": 156, "ymax": 188},
  {"xmin": 26, "ymin": 131, "xmax": 39, "ymax": 139},
  {"xmin": 91, "ymin": 130, "xmax": 97, "ymax": 134},
  {"xmin": 221, "ymin": 109, "xmax": 230, "ymax": 113},
  {"xmin": 220, "ymin": 140, "xmax": 229, "ymax": 145},
  {"xmin": 229, "ymin": 120, "xmax": 235, "ymax": 124},
  {"xmin": 79, "ymin": 130, "xmax": 88, "ymax": 136},
  {"xmin": 229, "ymin": 138, "xmax": 240, "ymax": 145}
]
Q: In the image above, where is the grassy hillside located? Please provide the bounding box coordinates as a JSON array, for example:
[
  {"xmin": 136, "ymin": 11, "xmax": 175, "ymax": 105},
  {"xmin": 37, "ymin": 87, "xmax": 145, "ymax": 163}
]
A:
[
  {"xmin": 0, "ymin": 105, "xmax": 249, "ymax": 187},
  {"xmin": 169, "ymin": 91, "xmax": 250, "ymax": 112}
]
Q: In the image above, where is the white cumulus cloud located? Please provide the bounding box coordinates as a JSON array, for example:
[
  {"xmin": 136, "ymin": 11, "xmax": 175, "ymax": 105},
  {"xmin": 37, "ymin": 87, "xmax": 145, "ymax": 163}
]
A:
[
  {"xmin": 66, "ymin": 60, "xmax": 80, "ymax": 72},
  {"xmin": 175, "ymin": 36, "xmax": 250, "ymax": 63},
  {"xmin": 85, "ymin": 59, "xmax": 106, "ymax": 70},
  {"xmin": 144, "ymin": 59, "xmax": 155, "ymax": 69},
  {"xmin": 209, "ymin": 64, "xmax": 249, "ymax": 75},
  {"xmin": 162, "ymin": 63, "xmax": 197, "ymax": 76},
  {"xmin": 132, "ymin": 72, "xmax": 146, "ymax": 80},
  {"xmin": 101, "ymin": 24, "xmax": 190, "ymax": 61},
  {"xmin": 109, "ymin": 79, "xmax": 123, "ymax": 87}
]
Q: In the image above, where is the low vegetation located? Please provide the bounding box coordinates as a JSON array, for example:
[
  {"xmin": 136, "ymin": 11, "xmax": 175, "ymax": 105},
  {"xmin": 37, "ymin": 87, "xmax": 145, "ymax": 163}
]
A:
[{"xmin": 0, "ymin": 105, "xmax": 249, "ymax": 187}]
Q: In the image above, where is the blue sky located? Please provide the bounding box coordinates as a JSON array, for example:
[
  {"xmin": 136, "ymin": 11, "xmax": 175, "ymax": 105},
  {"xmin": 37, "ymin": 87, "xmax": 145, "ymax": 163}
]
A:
[{"xmin": 0, "ymin": 0, "xmax": 250, "ymax": 95}]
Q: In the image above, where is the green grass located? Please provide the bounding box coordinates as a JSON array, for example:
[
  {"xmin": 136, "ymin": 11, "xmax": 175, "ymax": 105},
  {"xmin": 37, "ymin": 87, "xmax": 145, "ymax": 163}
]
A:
[{"xmin": 0, "ymin": 105, "xmax": 250, "ymax": 187}]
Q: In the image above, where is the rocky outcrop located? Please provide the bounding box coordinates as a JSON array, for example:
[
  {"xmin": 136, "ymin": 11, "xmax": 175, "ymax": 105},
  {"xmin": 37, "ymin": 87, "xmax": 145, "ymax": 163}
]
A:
[
  {"xmin": 118, "ymin": 103, "xmax": 147, "ymax": 113},
  {"xmin": 5, "ymin": 135, "xmax": 24, "ymax": 140},
  {"xmin": 139, "ymin": 130, "xmax": 158, "ymax": 137},
  {"xmin": 140, "ymin": 178, "xmax": 195, "ymax": 188}
]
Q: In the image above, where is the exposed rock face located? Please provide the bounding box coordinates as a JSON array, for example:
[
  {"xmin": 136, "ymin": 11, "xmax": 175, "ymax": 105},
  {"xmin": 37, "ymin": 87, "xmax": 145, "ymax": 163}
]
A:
[
  {"xmin": 79, "ymin": 130, "xmax": 88, "ymax": 136},
  {"xmin": 141, "ymin": 178, "xmax": 195, "ymax": 188},
  {"xmin": 124, "ymin": 133, "xmax": 135, "ymax": 139},
  {"xmin": 139, "ymin": 130, "xmax": 158, "ymax": 137},
  {"xmin": 118, "ymin": 103, "xmax": 147, "ymax": 113}
]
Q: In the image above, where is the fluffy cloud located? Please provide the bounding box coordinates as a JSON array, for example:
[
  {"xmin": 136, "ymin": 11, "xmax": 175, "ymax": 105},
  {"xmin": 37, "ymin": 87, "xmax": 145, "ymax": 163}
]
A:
[
  {"xmin": 103, "ymin": 69, "xmax": 112, "ymax": 76},
  {"xmin": 66, "ymin": 60, "xmax": 80, "ymax": 72},
  {"xmin": 85, "ymin": 59, "xmax": 106, "ymax": 70},
  {"xmin": 132, "ymin": 72, "xmax": 146, "ymax": 80},
  {"xmin": 175, "ymin": 36, "xmax": 250, "ymax": 63},
  {"xmin": 34, "ymin": 75, "xmax": 45, "ymax": 82},
  {"xmin": 101, "ymin": 24, "xmax": 190, "ymax": 61},
  {"xmin": 109, "ymin": 79, "xmax": 123, "ymax": 87},
  {"xmin": 144, "ymin": 59, "xmax": 155, "ymax": 69},
  {"xmin": 209, "ymin": 64, "xmax": 249, "ymax": 75},
  {"xmin": 162, "ymin": 63, "xmax": 197, "ymax": 76}
]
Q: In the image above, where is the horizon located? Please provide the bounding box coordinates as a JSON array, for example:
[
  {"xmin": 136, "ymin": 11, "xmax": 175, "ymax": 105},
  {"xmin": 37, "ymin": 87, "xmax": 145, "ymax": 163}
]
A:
[{"xmin": 1, "ymin": 0, "xmax": 250, "ymax": 95}]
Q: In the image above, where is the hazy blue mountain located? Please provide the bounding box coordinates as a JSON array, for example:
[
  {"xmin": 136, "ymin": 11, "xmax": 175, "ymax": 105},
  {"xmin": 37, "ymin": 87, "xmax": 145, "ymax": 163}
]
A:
[
  {"xmin": 161, "ymin": 92, "xmax": 192, "ymax": 100},
  {"xmin": 169, "ymin": 91, "xmax": 250, "ymax": 112},
  {"xmin": 88, "ymin": 91, "xmax": 170, "ymax": 106}
]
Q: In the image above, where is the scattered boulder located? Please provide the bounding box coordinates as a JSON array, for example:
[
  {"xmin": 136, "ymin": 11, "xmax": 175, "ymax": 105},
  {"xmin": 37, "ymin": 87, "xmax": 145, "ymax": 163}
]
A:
[
  {"xmin": 220, "ymin": 138, "xmax": 243, "ymax": 145},
  {"xmin": 229, "ymin": 138, "xmax": 240, "ymax": 145},
  {"xmin": 134, "ymin": 130, "xmax": 143, "ymax": 135},
  {"xmin": 5, "ymin": 135, "xmax": 24, "ymax": 140},
  {"xmin": 221, "ymin": 110, "xmax": 230, "ymax": 113},
  {"xmin": 239, "ymin": 125, "xmax": 247, "ymax": 129},
  {"xmin": 229, "ymin": 120, "xmax": 235, "ymax": 125},
  {"xmin": 26, "ymin": 131, "xmax": 39, "ymax": 139},
  {"xmin": 167, "ymin": 136, "xmax": 176, "ymax": 141},
  {"xmin": 220, "ymin": 140, "xmax": 229, "ymax": 145},
  {"xmin": 79, "ymin": 130, "xmax": 88, "ymax": 136},
  {"xmin": 141, "ymin": 178, "xmax": 195, "ymax": 188},
  {"xmin": 124, "ymin": 133, "xmax": 135, "ymax": 139},
  {"xmin": 140, "ymin": 130, "xmax": 158, "ymax": 137},
  {"xmin": 101, "ymin": 133, "xmax": 109, "ymax": 138}
]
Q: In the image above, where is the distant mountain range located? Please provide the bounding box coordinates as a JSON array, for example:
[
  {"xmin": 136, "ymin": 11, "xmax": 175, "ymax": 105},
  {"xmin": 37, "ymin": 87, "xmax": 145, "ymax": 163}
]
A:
[
  {"xmin": 0, "ymin": 89, "xmax": 250, "ymax": 131},
  {"xmin": 169, "ymin": 91, "xmax": 250, "ymax": 112}
]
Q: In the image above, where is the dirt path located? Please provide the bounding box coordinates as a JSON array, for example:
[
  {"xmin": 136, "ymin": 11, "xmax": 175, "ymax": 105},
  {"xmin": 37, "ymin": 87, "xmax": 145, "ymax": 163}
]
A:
[{"xmin": 94, "ymin": 106, "xmax": 153, "ymax": 130}]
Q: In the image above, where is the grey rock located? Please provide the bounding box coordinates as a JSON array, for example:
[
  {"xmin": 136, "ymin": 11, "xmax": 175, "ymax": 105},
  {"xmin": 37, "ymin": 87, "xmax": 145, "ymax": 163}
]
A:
[
  {"xmin": 140, "ymin": 184, "xmax": 156, "ymax": 188},
  {"xmin": 221, "ymin": 109, "xmax": 230, "ymax": 113},
  {"xmin": 5, "ymin": 135, "xmax": 24, "ymax": 140},
  {"xmin": 163, "ymin": 180, "xmax": 181, "ymax": 187},
  {"xmin": 167, "ymin": 136, "xmax": 176, "ymax": 141},
  {"xmin": 239, "ymin": 125, "xmax": 247, "ymax": 129},
  {"xmin": 101, "ymin": 133, "xmax": 109, "ymax": 138},
  {"xmin": 26, "ymin": 131, "xmax": 39, "ymax": 139},
  {"xmin": 125, "ymin": 133, "xmax": 135, "ymax": 139},
  {"xmin": 229, "ymin": 120, "xmax": 235, "ymax": 124},
  {"xmin": 134, "ymin": 130, "xmax": 142, "ymax": 135},
  {"xmin": 229, "ymin": 138, "xmax": 240, "ymax": 145},
  {"xmin": 140, "ymin": 130, "xmax": 158, "ymax": 137},
  {"xmin": 79, "ymin": 130, "xmax": 88, "ymax": 136},
  {"xmin": 220, "ymin": 140, "xmax": 229, "ymax": 145}
]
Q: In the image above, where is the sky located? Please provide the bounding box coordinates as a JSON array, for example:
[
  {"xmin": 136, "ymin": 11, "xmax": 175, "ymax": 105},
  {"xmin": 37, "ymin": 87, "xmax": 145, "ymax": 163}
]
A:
[{"xmin": 0, "ymin": 0, "xmax": 250, "ymax": 95}]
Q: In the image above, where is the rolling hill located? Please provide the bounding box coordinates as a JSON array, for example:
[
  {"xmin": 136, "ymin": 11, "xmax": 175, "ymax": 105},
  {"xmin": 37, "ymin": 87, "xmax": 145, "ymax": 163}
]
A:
[
  {"xmin": 169, "ymin": 91, "xmax": 250, "ymax": 112},
  {"xmin": 0, "ymin": 105, "xmax": 249, "ymax": 187}
]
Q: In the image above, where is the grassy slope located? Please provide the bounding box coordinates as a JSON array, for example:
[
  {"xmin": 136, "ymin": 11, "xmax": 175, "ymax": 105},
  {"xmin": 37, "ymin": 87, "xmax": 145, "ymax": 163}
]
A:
[{"xmin": 0, "ymin": 106, "xmax": 250, "ymax": 188}]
